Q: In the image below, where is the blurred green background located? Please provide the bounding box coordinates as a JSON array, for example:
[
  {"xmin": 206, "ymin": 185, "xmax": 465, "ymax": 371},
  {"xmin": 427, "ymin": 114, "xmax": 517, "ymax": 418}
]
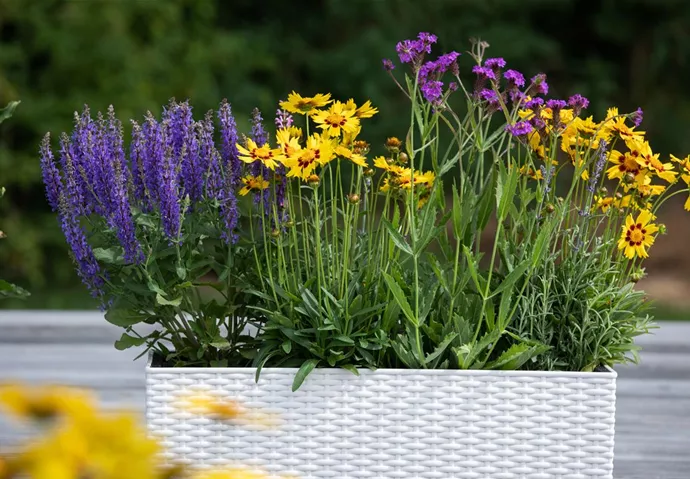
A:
[{"xmin": 1, "ymin": 0, "xmax": 690, "ymax": 311}]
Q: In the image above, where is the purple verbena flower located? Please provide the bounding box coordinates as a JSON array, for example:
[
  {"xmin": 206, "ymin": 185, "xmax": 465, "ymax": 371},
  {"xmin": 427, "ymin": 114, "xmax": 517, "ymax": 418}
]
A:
[
  {"xmin": 40, "ymin": 133, "xmax": 62, "ymax": 212},
  {"xmin": 484, "ymin": 57, "xmax": 506, "ymax": 73},
  {"xmin": 568, "ymin": 94, "xmax": 589, "ymax": 115},
  {"xmin": 505, "ymin": 121, "xmax": 534, "ymax": 138},
  {"xmin": 472, "ymin": 65, "xmax": 497, "ymax": 82},
  {"xmin": 421, "ymin": 80, "xmax": 444, "ymax": 104},
  {"xmin": 632, "ymin": 107, "xmax": 644, "ymax": 127},
  {"xmin": 546, "ymin": 99, "xmax": 567, "ymax": 110},
  {"xmin": 524, "ymin": 97, "xmax": 545, "ymax": 110},
  {"xmin": 529, "ymin": 73, "xmax": 549, "ymax": 96},
  {"xmin": 528, "ymin": 115, "xmax": 547, "ymax": 132},
  {"xmin": 382, "ymin": 58, "xmax": 395, "ymax": 71},
  {"xmin": 504, "ymin": 69, "xmax": 525, "ymax": 89},
  {"xmin": 396, "ymin": 32, "xmax": 437, "ymax": 66},
  {"xmin": 417, "ymin": 32, "xmax": 438, "ymax": 50}
]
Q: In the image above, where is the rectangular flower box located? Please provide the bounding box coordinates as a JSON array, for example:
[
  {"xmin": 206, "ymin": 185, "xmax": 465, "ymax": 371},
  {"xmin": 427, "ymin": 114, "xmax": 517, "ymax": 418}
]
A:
[{"xmin": 146, "ymin": 356, "xmax": 617, "ymax": 479}]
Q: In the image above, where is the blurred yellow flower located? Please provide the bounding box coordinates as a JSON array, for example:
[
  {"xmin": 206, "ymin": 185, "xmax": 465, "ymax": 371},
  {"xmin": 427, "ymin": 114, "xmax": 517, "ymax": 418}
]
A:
[
  {"xmin": 618, "ymin": 210, "xmax": 658, "ymax": 259},
  {"xmin": 0, "ymin": 383, "xmax": 95, "ymax": 421},
  {"xmin": 190, "ymin": 468, "xmax": 274, "ymax": 479},
  {"xmin": 236, "ymin": 139, "xmax": 285, "ymax": 171},
  {"xmin": 519, "ymin": 165, "xmax": 543, "ymax": 180},
  {"xmin": 280, "ymin": 92, "xmax": 331, "ymax": 115},
  {"xmin": 175, "ymin": 389, "xmax": 280, "ymax": 428}
]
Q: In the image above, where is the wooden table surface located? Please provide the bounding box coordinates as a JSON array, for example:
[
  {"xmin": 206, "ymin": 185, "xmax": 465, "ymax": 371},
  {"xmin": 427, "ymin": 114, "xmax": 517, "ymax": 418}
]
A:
[{"xmin": 0, "ymin": 311, "xmax": 688, "ymax": 479}]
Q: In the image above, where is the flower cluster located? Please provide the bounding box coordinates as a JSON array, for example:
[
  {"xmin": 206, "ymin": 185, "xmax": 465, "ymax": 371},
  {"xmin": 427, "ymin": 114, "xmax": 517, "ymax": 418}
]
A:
[{"xmin": 39, "ymin": 100, "xmax": 244, "ymax": 299}]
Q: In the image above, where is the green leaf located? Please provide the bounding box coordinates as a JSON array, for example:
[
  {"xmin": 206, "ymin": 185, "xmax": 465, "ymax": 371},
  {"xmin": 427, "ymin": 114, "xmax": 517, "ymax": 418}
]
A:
[
  {"xmin": 292, "ymin": 359, "xmax": 319, "ymax": 391},
  {"xmin": 497, "ymin": 165, "xmax": 519, "ymax": 221},
  {"xmin": 0, "ymin": 101, "xmax": 20, "ymax": 124},
  {"xmin": 210, "ymin": 359, "xmax": 229, "ymax": 367},
  {"xmin": 93, "ymin": 247, "xmax": 124, "ymax": 265},
  {"xmin": 114, "ymin": 333, "xmax": 146, "ymax": 350},
  {"xmin": 485, "ymin": 342, "xmax": 550, "ymax": 370},
  {"xmin": 489, "ymin": 261, "xmax": 529, "ymax": 299},
  {"xmin": 476, "ymin": 172, "xmax": 496, "ymax": 231},
  {"xmin": 147, "ymin": 280, "xmax": 167, "ymax": 296},
  {"xmin": 105, "ymin": 308, "xmax": 145, "ymax": 327},
  {"xmin": 341, "ymin": 364, "xmax": 360, "ymax": 376},
  {"xmin": 155, "ymin": 293, "xmax": 182, "ymax": 307},
  {"xmin": 382, "ymin": 218, "xmax": 413, "ymax": 256},
  {"xmin": 175, "ymin": 262, "xmax": 187, "ymax": 280},
  {"xmin": 281, "ymin": 341, "xmax": 292, "ymax": 354},
  {"xmin": 0, "ymin": 279, "xmax": 29, "ymax": 299},
  {"xmin": 425, "ymin": 333, "xmax": 457, "ymax": 365},
  {"xmin": 382, "ymin": 272, "xmax": 417, "ymax": 326},
  {"xmin": 210, "ymin": 339, "xmax": 232, "ymax": 350},
  {"xmin": 462, "ymin": 246, "xmax": 485, "ymax": 296}
]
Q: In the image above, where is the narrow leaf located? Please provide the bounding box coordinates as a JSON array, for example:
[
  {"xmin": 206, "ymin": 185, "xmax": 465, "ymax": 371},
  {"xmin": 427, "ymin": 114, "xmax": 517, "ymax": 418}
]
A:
[
  {"xmin": 382, "ymin": 272, "xmax": 417, "ymax": 326},
  {"xmin": 292, "ymin": 359, "xmax": 319, "ymax": 391}
]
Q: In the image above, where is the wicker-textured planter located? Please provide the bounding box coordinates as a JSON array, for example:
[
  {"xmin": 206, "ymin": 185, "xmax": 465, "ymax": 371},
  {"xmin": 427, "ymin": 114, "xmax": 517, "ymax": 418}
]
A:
[{"xmin": 146, "ymin": 356, "xmax": 617, "ymax": 479}]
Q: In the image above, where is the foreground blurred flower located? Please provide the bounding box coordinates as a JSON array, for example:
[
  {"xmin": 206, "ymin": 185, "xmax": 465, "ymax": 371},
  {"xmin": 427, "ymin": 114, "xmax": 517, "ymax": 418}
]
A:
[
  {"xmin": 0, "ymin": 383, "xmax": 95, "ymax": 421},
  {"xmin": 174, "ymin": 389, "xmax": 280, "ymax": 428}
]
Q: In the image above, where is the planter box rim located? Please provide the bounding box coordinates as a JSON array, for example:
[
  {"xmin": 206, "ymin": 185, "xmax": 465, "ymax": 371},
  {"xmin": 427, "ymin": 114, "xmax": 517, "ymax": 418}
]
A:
[{"xmin": 146, "ymin": 351, "xmax": 617, "ymax": 378}]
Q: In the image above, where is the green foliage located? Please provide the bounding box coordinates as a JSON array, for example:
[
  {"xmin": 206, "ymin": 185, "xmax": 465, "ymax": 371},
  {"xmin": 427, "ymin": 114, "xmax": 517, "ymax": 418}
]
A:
[
  {"xmin": 4, "ymin": 0, "xmax": 690, "ymax": 306},
  {"xmin": 0, "ymin": 101, "xmax": 29, "ymax": 301}
]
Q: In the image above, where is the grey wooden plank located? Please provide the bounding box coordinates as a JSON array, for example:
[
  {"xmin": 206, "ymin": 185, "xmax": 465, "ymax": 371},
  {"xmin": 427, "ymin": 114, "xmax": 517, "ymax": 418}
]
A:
[{"xmin": 0, "ymin": 312, "xmax": 688, "ymax": 479}]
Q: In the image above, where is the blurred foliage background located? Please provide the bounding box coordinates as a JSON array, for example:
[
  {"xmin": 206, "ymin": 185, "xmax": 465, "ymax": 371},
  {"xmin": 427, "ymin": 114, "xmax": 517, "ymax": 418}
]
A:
[{"xmin": 1, "ymin": 0, "xmax": 690, "ymax": 310}]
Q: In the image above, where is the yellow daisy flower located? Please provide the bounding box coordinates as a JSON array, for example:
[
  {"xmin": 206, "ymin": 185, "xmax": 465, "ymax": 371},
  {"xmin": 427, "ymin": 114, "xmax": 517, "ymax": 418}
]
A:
[
  {"xmin": 607, "ymin": 149, "xmax": 647, "ymax": 185},
  {"xmin": 279, "ymin": 92, "xmax": 332, "ymax": 115},
  {"xmin": 633, "ymin": 144, "xmax": 678, "ymax": 183},
  {"xmin": 335, "ymin": 145, "xmax": 368, "ymax": 167},
  {"xmin": 276, "ymin": 128, "xmax": 302, "ymax": 157},
  {"xmin": 618, "ymin": 210, "xmax": 659, "ymax": 259},
  {"xmin": 283, "ymin": 134, "xmax": 334, "ymax": 180},
  {"xmin": 311, "ymin": 101, "xmax": 360, "ymax": 138},
  {"xmin": 671, "ymin": 154, "xmax": 690, "ymax": 210},
  {"xmin": 0, "ymin": 383, "xmax": 95, "ymax": 421},
  {"xmin": 344, "ymin": 98, "xmax": 379, "ymax": 118},
  {"xmin": 374, "ymin": 155, "xmax": 392, "ymax": 171},
  {"xmin": 236, "ymin": 139, "xmax": 285, "ymax": 171},
  {"xmin": 239, "ymin": 175, "xmax": 270, "ymax": 196},
  {"xmin": 414, "ymin": 170, "xmax": 436, "ymax": 187},
  {"xmin": 519, "ymin": 165, "xmax": 544, "ymax": 180}
]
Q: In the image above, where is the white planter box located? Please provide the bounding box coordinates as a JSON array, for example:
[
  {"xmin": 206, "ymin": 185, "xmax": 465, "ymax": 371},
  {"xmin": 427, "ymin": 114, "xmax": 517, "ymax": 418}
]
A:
[{"xmin": 146, "ymin": 357, "xmax": 617, "ymax": 479}]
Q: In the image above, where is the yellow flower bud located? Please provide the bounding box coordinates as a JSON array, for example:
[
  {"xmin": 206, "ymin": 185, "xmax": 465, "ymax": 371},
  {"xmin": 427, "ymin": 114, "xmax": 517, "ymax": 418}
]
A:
[
  {"xmin": 307, "ymin": 174, "xmax": 320, "ymax": 187},
  {"xmin": 347, "ymin": 194, "xmax": 361, "ymax": 204},
  {"xmin": 398, "ymin": 152, "xmax": 409, "ymax": 164}
]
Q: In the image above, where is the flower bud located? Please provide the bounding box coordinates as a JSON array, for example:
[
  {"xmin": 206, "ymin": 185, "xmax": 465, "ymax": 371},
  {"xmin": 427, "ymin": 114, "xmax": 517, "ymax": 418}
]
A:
[
  {"xmin": 353, "ymin": 140, "xmax": 370, "ymax": 155},
  {"xmin": 271, "ymin": 228, "xmax": 281, "ymax": 238},
  {"xmin": 599, "ymin": 186, "xmax": 608, "ymax": 195},
  {"xmin": 615, "ymin": 192, "xmax": 623, "ymax": 199},
  {"xmin": 624, "ymin": 172, "xmax": 636, "ymax": 184},
  {"xmin": 398, "ymin": 152, "xmax": 409, "ymax": 164},
  {"xmin": 364, "ymin": 168, "xmax": 375, "ymax": 177},
  {"xmin": 385, "ymin": 137, "xmax": 402, "ymax": 153},
  {"xmin": 285, "ymin": 220, "xmax": 295, "ymax": 228},
  {"xmin": 0, "ymin": 230, "xmax": 5, "ymax": 239},
  {"xmin": 630, "ymin": 268, "xmax": 647, "ymax": 283},
  {"xmin": 545, "ymin": 203, "xmax": 555, "ymax": 213},
  {"xmin": 659, "ymin": 224, "xmax": 667, "ymax": 235},
  {"xmin": 307, "ymin": 174, "xmax": 320, "ymax": 187},
  {"xmin": 347, "ymin": 193, "xmax": 361, "ymax": 204}
]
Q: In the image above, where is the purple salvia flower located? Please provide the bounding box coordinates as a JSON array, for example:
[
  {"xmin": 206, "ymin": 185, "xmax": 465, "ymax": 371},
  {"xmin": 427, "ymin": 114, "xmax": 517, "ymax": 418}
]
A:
[
  {"xmin": 130, "ymin": 121, "xmax": 147, "ymax": 206},
  {"xmin": 505, "ymin": 121, "xmax": 534, "ymax": 138},
  {"xmin": 158, "ymin": 142, "xmax": 182, "ymax": 243},
  {"xmin": 529, "ymin": 73, "xmax": 549, "ymax": 96},
  {"xmin": 199, "ymin": 115, "xmax": 221, "ymax": 199},
  {"xmin": 588, "ymin": 139, "xmax": 608, "ymax": 193},
  {"xmin": 632, "ymin": 107, "xmax": 644, "ymax": 127},
  {"xmin": 104, "ymin": 106, "xmax": 142, "ymax": 263},
  {"xmin": 218, "ymin": 100, "xmax": 242, "ymax": 187},
  {"xmin": 58, "ymin": 133, "xmax": 104, "ymax": 298},
  {"xmin": 141, "ymin": 113, "xmax": 165, "ymax": 207},
  {"xmin": 568, "ymin": 94, "xmax": 589, "ymax": 116},
  {"xmin": 40, "ymin": 133, "xmax": 62, "ymax": 212},
  {"xmin": 250, "ymin": 107, "xmax": 268, "ymax": 148},
  {"xmin": 216, "ymin": 148, "xmax": 239, "ymax": 244},
  {"xmin": 382, "ymin": 58, "xmax": 395, "ymax": 71},
  {"xmin": 504, "ymin": 69, "xmax": 525, "ymax": 89},
  {"xmin": 69, "ymin": 107, "xmax": 99, "ymax": 215},
  {"xmin": 275, "ymin": 108, "xmax": 293, "ymax": 130}
]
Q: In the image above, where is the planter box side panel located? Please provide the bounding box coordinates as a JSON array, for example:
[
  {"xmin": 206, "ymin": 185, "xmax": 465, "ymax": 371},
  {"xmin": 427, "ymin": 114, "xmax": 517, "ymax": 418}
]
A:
[{"xmin": 145, "ymin": 369, "xmax": 617, "ymax": 479}]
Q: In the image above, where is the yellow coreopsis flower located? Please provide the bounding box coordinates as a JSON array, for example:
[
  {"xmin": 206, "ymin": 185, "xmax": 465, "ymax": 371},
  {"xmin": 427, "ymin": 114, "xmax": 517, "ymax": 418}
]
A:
[
  {"xmin": 279, "ymin": 91, "xmax": 332, "ymax": 115},
  {"xmin": 236, "ymin": 139, "xmax": 285, "ymax": 171},
  {"xmin": 519, "ymin": 165, "xmax": 544, "ymax": 180},
  {"xmin": 618, "ymin": 210, "xmax": 659, "ymax": 259},
  {"xmin": 335, "ymin": 145, "xmax": 368, "ymax": 167},
  {"xmin": 311, "ymin": 101, "xmax": 360, "ymax": 138},
  {"xmin": 344, "ymin": 98, "xmax": 379, "ymax": 118},
  {"xmin": 671, "ymin": 154, "xmax": 690, "ymax": 210},
  {"xmin": 283, "ymin": 133, "xmax": 335, "ymax": 180},
  {"xmin": 632, "ymin": 143, "xmax": 678, "ymax": 183},
  {"xmin": 602, "ymin": 109, "xmax": 645, "ymax": 143},
  {"xmin": 607, "ymin": 149, "xmax": 647, "ymax": 185},
  {"xmin": 239, "ymin": 175, "xmax": 270, "ymax": 196},
  {"xmin": 276, "ymin": 128, "xmax": 302, "ymax": 157}
]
